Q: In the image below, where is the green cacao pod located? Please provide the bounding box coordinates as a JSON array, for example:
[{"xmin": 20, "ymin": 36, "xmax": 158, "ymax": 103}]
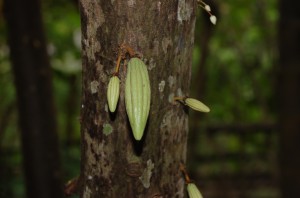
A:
[
  {"xmin": 187, "ymin": 183, "xmax": 203, "ymax": 198},
  {"xmin": 125, "ymin": 58, "xmax": 151, "ymax": 141},
  {"xmin": 185, "ymin": 98, "xmax": 210, "ymax": 113},
  {"xmin": 107, "ymin": 76, "xmax": 120, "ymax": 112}
]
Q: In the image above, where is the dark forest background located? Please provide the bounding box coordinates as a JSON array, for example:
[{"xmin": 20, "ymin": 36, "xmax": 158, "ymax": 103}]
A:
[{"xmin": 1, "ymin": 0, "xmax": 300, "ymax": 197}]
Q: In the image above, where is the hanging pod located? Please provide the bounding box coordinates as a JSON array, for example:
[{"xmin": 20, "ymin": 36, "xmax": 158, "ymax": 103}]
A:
[
  {"xmin": 125, "ymin": 58, "xmax": 151, "ymax": 141},
  {"xmin": 187, "ymin": 183, "xmax": 203, "ymax": 198},
  {"xmin": 107, "ymin": 76, "xmax": 120, "ymax": 112}
]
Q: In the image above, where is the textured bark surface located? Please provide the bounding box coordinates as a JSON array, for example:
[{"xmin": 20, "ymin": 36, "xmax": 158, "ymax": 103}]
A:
[{"xmin": 79, "ymin": 0, "xmax": 196, "ymax": 197}]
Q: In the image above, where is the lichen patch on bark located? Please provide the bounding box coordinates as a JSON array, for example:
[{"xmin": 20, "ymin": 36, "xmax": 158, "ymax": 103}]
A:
[
  {"xmin": 177, "ymin": 0, "xmax": 193, "ymax": 24},
  {"xmin": 139, "ymin": 159, "xmax": 155, "ymax": 188},
  {"xmin": 103, "ymin": 123, "xmax": 113, "ymax": 136},
  {"xmin": 159, "ymin": 80, "xmax": 166, "ymax": 93},
  {"xmin": 162, "ymin": 37, "xmax": 173, "ymax": 54},
  {"xmin": 90, "ymin": 81, "xmax": 99, "ymax": 94},
  {"xmin": 127, "ymin": 0, "xmax": 136, "ymax": 7},
  {"xmin": 176, "ymin": 88, "xmax": 183, "ymax": 97},
  {"xmin": 168, "ymin": 93, "xmax": 175, "ymax": 104},
  {"xmin": 168, "ymin": 75, "xmax": 176, "ymax": 89},
  {"xmin": 83, "ymin": 186, "xmax": 92, "ymax": 198},
  {"xmin": 148, "ymin": 58, "xmax": 156, "ymax": 70},
  {"xmin": 175, "ymin": 178, "xmax": 185, "ymax": 197}
]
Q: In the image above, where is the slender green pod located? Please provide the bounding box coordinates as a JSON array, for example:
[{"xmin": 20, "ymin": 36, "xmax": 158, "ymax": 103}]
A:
[
  {"xmin": 184, "ymin": 98, "xmax": 210, "ymax": 112},
  {"xmin": 107, "ymin": 76, "xmax": 120, "ymax": 112},
  {"xmin": 125, "ymin": 58, "xmax": 151, "ymax": 141},
  {"xmin": 187, "ymin": 183, "xmax": 203, "ymax": 198}
]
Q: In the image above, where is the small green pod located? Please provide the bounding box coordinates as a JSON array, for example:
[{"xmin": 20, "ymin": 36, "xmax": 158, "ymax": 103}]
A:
[
  {"xmin": 107, "ymin": 76, "xmax": 120, "ymax": 112},
  {"xmin": 125, "ymin": 58, "xmax": 151, "ymax": 141},
  {"xmin": 187, "ymin": 183, "xmax": 203, "ymax": 198},
  {"xmin": 184, "ymin": 98, "xmax": 210, "ymax": 113}
]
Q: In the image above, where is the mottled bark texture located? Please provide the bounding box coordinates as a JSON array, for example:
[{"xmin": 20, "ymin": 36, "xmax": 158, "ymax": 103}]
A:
[
  {"xmin": 79, "ymin": 0, "xmax": 196, "ymax": 197},
  {"xmin": 278, "ymin": 0, "xmax": 300, "ymax": 197}
]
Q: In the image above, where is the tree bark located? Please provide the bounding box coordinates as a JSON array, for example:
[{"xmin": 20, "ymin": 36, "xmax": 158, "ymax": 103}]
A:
[
  {"xmin": 79, "ymin": 0, "xmax": 196, "ymax": 197},
  {"xmin": 278, "ymin": 0, "xmax": 300, "ymax": 197},
  {"xmin": 3, "ymin": 0, "xmax": 63, "ymax": 197}
]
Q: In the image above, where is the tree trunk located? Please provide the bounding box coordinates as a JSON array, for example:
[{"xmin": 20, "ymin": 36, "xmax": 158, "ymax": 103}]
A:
[
  {"xmin": 278, "ymin": 0, "xmax": 300, "ymax": 197},
  {"xmin": 3, "ymin": 0, "xmax": 63, "ymax": 197},
  {"xmin": 79, "ymin": 0, "xmax": 196, "ymax": 197}
]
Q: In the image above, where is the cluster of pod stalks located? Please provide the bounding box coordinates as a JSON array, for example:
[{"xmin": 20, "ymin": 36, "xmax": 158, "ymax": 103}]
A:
[
  {"xmin": 107, "ymin": 45, "xmax": 151, "ymax": 141},
  {"xmin": 197, "ymin": 0, "xmax": 217, "ymax": 25},
  {"xmin": 105, "ymin": 3, "xmax": 215, "ymax": 197},
  {"xmin": 107, "ymin": 44, "xmax": 211, "ymax": 140},
  {"xmin": 171, "ymin": 0, "xmax": 211, "ymax": 113},
  {"xmin": 175, "ymin": 4, "xmax": 215, "ymax": 195}
]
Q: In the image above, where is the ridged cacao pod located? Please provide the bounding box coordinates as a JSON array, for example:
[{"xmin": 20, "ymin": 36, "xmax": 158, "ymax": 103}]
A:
[
  {"xmin": 185, "ymin": 98, "xmax": 210, "ymax": 113},
  {"xmin": 187, "ymin": 183, "xmax": 203, "ymax": 198},
  {"xmin": 107, "ymin": 76, "xmax": 120, "ymax": 112},
  {"xmin": 125, "ymin": 58, "xmax": 151, "ymax": 141}
]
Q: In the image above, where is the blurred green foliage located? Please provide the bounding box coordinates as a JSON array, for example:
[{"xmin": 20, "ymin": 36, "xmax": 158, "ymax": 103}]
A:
[
  {"xmin": 192, "ymin": 0, "xmax": 278, "ymax": 123},
  {"xmin": 1, "ymin": 0, "xmax": 81, "ymax": 197},
  {"xmin": 0, "ymin": 0, "xmax": 278, "ymax": 197},
  {"xmin": 189, "ymin": 0, "xmax": 279, "ymax": 197}
]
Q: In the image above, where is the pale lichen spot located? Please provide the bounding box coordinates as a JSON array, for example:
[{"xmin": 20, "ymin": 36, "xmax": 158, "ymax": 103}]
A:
[
  {"xmin": 159, "ymin": 80, "xmax": 166, "ymax": 92},
  {"xmin": 83, "ymin": 186, "xmax": 92, "ymax": 198},
  {"xmin": 157, "ymin": 1, "xmax": 161, "ymax": 12},
  {"xmin": 177, "ymin": 0, "xmax": 193, "ymax": 24},
  {"xmin": 139, "ymin": 159, "xmax": 155, "ymax": 188},
  {"xmin": 160, "ymin": 110, "xmax": 186, "ymax": 143},
  {"xmin": 162, "ymin": 37, "xmax": 173, "ymax": 54},
  {"xmin": 176, "ymin": 88, "xmax": 183, "ymax": 97},
  {"xmin": 161, "ymin": 110, "xmax": 176, "ymax": 129},
  {"xmin": 176, "ymin": 177, "xmax": 185, "ymax": 197},
  {"xmin": 87, "ymin": 175, "xmax": 93, "ymax": 180},
  {"xmin": 168, "ymin": 75, "xmax": 176, "ymax": 88},
  {"xmin": 104, "ymin": 104, "xmax": 109, "ymax": 112},
  {"xmin": 103, "ymin": 123, "xmax": 113, "ymax": 136},
  {"xmin": 168, "ymin": 93, "xmax": 175, "ymax": 104},
  {"xmin": 148, "ymin": 58, "xmax": 156, "ymax": 70},
  {"xmin": 84, "ymin": 132, "xmax": 112, "ymax": 178},
  {"xmin": 90, "ymin": 81, "xmax": 99, "ymax": 94},
  {"xmin": 127, "ymin": 0, "xmax": 136, "ymax": 7},
  {"xmin": 83, "ymin": 39, "xmax": 88, "ymax": 48}
]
